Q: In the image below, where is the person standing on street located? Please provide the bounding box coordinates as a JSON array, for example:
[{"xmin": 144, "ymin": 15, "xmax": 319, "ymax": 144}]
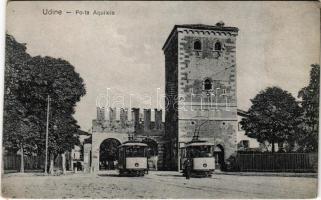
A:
[{"xmin": 184, "ymin": 158, "xmax": 192, "ymax": 179}]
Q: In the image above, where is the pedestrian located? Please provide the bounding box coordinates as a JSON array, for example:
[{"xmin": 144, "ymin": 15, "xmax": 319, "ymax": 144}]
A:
[{"xmin": 184, "ymin": 158, "xmax": 192, "ymax": 179}]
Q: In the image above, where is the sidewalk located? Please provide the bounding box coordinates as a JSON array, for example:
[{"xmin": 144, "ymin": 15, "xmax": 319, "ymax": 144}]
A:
[
  {"xmin": 214, "ymin": 170, "xmax": 318, "ymax": 178},
  {"xmin": 4, "ymin": 170, "xmax": 317, "ymax": 178},
  {"xmin": 2, "ymin": 170, "xmax": 81, "ymax": 177}
]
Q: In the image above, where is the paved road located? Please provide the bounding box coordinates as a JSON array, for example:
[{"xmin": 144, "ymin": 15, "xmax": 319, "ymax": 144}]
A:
[{"xmin": 2, "ymin": 171, "xmax": 317, "ymax": 198}]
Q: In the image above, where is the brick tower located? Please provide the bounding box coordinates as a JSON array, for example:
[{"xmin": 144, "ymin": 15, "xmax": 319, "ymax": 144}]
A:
[{"xmin": 162, "ymin": 22, "xmax": 239, "ymax": 170}]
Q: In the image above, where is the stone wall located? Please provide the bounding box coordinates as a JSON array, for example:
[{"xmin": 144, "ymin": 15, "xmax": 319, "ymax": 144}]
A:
[
  {"xmin": 91, "ymin": 107, "xmax": 167, "ymax": 171},
  {"xmin": 144, "ymin": 109, "xmax": 151, "ymax": 130},
  {"xmin": 177, "ymin": 27, "xmax": 237, "ymax": 105},
  {"xmin": 179, "ymin": 119, "xmax": 237, "ymax": 159},
  {"xmin": 176, "ymin": 26, "xmax": 238, "ymax": 162},
  {"xmin": 154, "ymin": 109, "xmax": 163, "ymax": 130},
  {"xmin": 163, "ymin": 32, "xmax": 179, "ymax": 170},
  {"xmin": 163, "ymin": 24, "xmax": 239, "ymax": 170},
  {"xmin": 120, "ymin": 108, "xmax": 128, "ymax": 128},
  {"xmin": 83, "ymin": 143, "xmax": 92, "ymax": 173},
  {"xmin": 97, "ymin": 107, "xmax": 105, "ymax": 121}
]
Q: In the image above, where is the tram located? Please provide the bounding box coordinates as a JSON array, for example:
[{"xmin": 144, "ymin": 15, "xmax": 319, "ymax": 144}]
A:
[
  {"xmin": 117, "ymin": 140, "xmax": 148, "ymax": 176},
  {"xmin": 180, "ymin": 138, "xmax": 215, "ymax": 178}
]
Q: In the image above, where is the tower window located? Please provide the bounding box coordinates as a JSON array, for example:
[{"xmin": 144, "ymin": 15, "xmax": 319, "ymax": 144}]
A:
[
  {"xmin": 204, "ymin": 79, "xmax": 212, "ymax": 90},
  {"xmin": 214, "ymin": 42, "xmax": 222, "ymax": 51},
  {"xmin": 222, "ymin": 89, "xmax": 226, "ymax": 95},
  {"xmin": 193, "ymin": 40, "xmax": 202, "ymax": 50}
]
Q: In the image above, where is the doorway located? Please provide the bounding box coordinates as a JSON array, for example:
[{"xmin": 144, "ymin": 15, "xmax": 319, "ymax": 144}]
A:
[
  {"xmin": 214, "ymin": 144, "xmax": 225, "ymax": 171},
  {"xmin": 99, "ymin": 138, "xmax": 121, "ymax": 170}
]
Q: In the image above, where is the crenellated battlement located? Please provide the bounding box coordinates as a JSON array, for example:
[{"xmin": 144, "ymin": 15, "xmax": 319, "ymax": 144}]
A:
[{"xmin": 92, "ymin": 107, "xmax": 164, "ymax": 135}]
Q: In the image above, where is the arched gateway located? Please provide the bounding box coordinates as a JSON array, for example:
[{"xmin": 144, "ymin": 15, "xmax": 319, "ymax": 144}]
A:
[
  {"xmin": 99, "ymin": 138, "xmax": 121, "ymax": 170},
  {"xmin": 91, "ymin": 132, "xmax": 128, "ymax": 172}
]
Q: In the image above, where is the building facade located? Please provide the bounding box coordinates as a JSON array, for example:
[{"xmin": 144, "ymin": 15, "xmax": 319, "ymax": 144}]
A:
[
  {"xmin": 81, "ymin": 23, "xmax": 241, "ymax": 172},
  {"xmin": 163, "ymin": 23, "xmax": 239, "ymax": 170},
  {"xmin": 86, "ymin": 107, "xmax": 167, "ymax": 172}
]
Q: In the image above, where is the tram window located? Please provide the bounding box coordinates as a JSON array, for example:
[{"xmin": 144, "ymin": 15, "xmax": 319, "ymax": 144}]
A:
[
  {"xmin": 118, "ymin": 148, "xmax": 122, "ymax": 157},
  {"xmin": 132, "ymin": 148, "xmax": 138, "ymax": 156},
  {"xmin": 119, "ymin": 148, "xmax": 124, "ymax": 163},
  {"xmin": 189, "ymin": 148, "xmax": 201, "ymax": 157},
  {"xmin": 202, "ymin": 146, "xmax": 212, "ymax": 157},
  {"xmin": 186, "ymin": 148, "xmax": 191, "ymax": 158},
  {"xmin": 125, "ymin": 148, "xmax": 131, "ymax": 157},
  {"xmin": 182, "ymin": 148, "xmax": 186, "ymax": 158},
  {"xmin": 189, "ymin": 146, "xmax": 213, "ymax": 157},
  {"xmin": 125, "ymin": 146, "xmax": 146, "ymax": 157}
]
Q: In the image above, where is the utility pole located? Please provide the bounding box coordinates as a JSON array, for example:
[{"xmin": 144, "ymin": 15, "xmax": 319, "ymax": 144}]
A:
[{"xmin": 44, "ymin": 95, "xmax": 50, "ymax": 174}]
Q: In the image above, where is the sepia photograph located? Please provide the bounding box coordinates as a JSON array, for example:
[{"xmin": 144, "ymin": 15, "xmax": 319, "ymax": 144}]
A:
[{"xmin": 1, "ymin": 1, "xmax": 320, "ymax": 198}]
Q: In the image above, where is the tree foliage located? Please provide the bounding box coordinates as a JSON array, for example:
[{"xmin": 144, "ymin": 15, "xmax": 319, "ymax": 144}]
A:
[
  {"xmin": 297, "ymin": 64, "xmax": 320, "ymax": 152},
  {"xmin": 4, "ymin": 34, "xmax": 86, "ymax": 170},
  {"xmin": 22, "ymin": 56, "xmax": 86, "ymax": 157},
  {"xmin": 240, "ymin": 87, "xmax": 303, "ymax": 152},
  {"xmin": 3, "ymin": 34, "xmax": 38, "ymax": 154}
]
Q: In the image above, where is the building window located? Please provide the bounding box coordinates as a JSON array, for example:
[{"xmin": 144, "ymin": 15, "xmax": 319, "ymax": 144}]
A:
[
  {"xmin": 214, "ymin": 41, "xmax": 222, "ymax": 51},
  {"xmin": 204, "ymin": 79, "xmax": 212, "ymax": 90},
  {"xmin": 222, "ymin": 89, "xmax": 226, "ymax": 95},
  {"xmin": 242, "ymin": 140, "xmax": 249, "ymax": 149},
  {"xmin": 193, "ymin": 40, "xmax": 202, "ymax": 50}
]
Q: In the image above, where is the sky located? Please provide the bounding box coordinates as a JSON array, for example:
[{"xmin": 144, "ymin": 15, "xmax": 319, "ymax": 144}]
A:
[{"xmin": 6, "ymin": 1, "xmax": 320, "ymax": 131}]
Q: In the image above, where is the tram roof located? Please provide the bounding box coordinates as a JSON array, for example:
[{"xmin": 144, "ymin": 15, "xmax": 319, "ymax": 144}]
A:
[
  {"xmin": 185, "ymin": 142, "xmax": 214, "ymax": 147},
  {"xmin": 119, "ymin": 142, "xmax": 148, "ymax": 147}
]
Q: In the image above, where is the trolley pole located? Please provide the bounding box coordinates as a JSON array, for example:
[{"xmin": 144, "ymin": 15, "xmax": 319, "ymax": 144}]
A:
[{"xmin": 44, "ymin": 95, "xmax": 50, "ymax": 174}]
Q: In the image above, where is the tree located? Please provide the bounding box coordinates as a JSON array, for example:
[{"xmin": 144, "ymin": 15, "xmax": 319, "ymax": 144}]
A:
[
  {"xmin": 4, "ymin": 34, "xmax": 86, "ymax": 174},
  {"xmin": 240, "ymin": 87, "xmax": 303, "ymax": 152},
  {"xmin": 22, "ymin": 56, "xmax": 86, "ymax": 173},
  {"xmin": 48, "ymin": 114, "xmax": 81, "ymax": 173},
  {"xmin": 3, "ymin": 34, "xmax": 40, "ymax": 172},
  {"xmin": 297, "ymin": 64, "xmax": 320, "ymax": 152}
]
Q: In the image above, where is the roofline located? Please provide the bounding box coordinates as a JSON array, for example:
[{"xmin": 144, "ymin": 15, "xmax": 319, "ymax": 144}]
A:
[
  {"xmin": 162, "ymin": 24, "xmax": 239, "ymax": 51},
  {"xmin": 78, "ymin": 130, "xmax": 91, "ymax": 136},
  {"xmin": 119, "ymin": 142, "xmax": 148, "ymax": 147},
  {"xmin": 162, "ymin": 25, "xmax": 178, "ymax": 51},
  {"xmin": 185, "ymin": 142, "xmax": 214, "ymax": 147},
  {"xmin": 237, "ymin": 109, "xmax": 248, "ymax": 117}
]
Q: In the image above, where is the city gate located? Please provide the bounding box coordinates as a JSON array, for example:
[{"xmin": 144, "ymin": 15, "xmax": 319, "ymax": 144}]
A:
[{"xmin": 91, "ymin": 132, "xmax": 128, "ymax": 172}]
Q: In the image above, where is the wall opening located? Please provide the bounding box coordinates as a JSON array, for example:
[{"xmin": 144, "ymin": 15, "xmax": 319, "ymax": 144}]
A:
[
  {"xmin": 142, "ymin": 138, "xmax": 159, "ymax": 170},
  {"xmin": 214, "ymin": 144, "xmax": 225, "ymax": 171},
  {"xmin": 204, "ymin": 79, "xmax": 212, "ymax": 90},
  {"xmin": 99, "ymin": 138, "xmax": 121, "ymax": 170},
  {"xmin": 214, "ymin": 42, "xmax": 222, "ymax": 51},
  {"xmin": 193, "ymin": 40, "xmax": 202, "ymax": 50}
]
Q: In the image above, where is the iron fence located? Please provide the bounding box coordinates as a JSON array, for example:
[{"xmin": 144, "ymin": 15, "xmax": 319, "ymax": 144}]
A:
[
  {"xmin": 236, "ymin": 152, "xmax": 317, "ymax": 172},
  {"xmin": 3, "ymin": 154, "xmax": 45, "ymax": 171}
]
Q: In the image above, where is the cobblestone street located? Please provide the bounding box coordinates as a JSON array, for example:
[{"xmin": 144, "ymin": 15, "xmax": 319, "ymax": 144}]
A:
[{"xmin": 2, "ymin": 171, "xmax": 317, "ymax": 198}]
